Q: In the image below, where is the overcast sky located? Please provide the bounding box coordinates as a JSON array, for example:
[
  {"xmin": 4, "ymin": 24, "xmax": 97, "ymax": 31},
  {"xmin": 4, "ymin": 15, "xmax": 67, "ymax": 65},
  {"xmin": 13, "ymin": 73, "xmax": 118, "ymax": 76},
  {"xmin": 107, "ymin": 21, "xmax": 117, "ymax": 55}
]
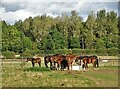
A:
[{"xmin": 0, "ymin": 0, "xmax": 119, "ymax": 25}]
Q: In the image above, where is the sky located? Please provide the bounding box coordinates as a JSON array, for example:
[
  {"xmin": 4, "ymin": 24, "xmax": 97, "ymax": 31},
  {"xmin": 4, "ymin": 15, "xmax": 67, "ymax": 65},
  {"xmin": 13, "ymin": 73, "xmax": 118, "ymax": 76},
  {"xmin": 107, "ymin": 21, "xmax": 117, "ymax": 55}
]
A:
[{"xmin": 0, "ymin": 0, "xmax": 119, "ymax": 25}]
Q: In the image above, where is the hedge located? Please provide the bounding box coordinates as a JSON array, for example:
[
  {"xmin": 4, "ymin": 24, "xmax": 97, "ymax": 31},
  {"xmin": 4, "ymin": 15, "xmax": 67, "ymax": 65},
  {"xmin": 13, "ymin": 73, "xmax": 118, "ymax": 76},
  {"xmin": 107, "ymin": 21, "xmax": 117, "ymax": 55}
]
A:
[
  {"xmin": 2, "ymin": 48, "xmax": 119, "ymax": 58},
  {"xmin": 47, "ymin": 48, "xmax": 119, "ymax": 56}
]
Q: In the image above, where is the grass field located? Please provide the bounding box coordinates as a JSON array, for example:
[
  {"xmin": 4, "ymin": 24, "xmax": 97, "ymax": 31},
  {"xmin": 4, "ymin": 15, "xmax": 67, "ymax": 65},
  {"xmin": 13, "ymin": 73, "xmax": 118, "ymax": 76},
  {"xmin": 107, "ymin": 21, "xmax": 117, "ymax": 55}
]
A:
[{"xmin": 1, "ymin": 60, "xmax": 119, "ymax": 87}]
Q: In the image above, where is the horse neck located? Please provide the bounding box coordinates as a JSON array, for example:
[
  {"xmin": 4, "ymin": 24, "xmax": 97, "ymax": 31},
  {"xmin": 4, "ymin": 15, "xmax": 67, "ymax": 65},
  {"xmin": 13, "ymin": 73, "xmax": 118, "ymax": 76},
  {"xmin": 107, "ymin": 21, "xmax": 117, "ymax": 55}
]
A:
[{"xmin": 28, "ymin": 58, "xmax": 33, "ymax": 61}]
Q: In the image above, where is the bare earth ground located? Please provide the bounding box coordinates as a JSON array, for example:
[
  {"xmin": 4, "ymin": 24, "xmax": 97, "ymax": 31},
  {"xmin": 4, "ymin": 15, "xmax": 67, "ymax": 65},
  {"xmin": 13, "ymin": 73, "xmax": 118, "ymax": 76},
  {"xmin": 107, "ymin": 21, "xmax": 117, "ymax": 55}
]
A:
[{"xmin": 1, "ymin": 59, "xmax": 119, "ymax": 87}]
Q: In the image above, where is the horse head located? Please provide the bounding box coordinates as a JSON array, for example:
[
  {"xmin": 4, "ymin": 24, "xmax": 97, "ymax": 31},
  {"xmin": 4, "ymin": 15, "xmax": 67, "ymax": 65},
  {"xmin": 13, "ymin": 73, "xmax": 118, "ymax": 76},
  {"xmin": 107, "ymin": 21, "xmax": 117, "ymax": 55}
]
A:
[
  {"xmin": 75, "ymin": 56, "xmax": 82, "ymax": 65},
  {"xmin": 26, "ymin": 58, "xmax": 32, "ymax": 62}
]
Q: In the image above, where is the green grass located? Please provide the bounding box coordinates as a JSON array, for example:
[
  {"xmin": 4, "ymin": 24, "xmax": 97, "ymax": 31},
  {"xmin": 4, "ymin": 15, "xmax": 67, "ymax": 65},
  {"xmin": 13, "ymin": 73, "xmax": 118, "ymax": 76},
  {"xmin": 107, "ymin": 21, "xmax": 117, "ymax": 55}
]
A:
[
  {"xmin": 2, "ymin": 62, "xmax": 119, "ymax": 87},
  {"xmin": 24, "ymin": 67, "xmax": 51, "ymax": 72},
  {"xmin": 100, "ymin": 66, "xmax": 119, "ymax": 69}
]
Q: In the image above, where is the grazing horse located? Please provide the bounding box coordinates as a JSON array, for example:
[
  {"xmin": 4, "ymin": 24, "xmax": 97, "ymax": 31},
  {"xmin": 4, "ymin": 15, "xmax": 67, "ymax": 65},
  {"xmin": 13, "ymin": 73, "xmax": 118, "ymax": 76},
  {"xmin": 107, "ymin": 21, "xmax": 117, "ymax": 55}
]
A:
[
  {"xmin": 49, "ymin": 54, "xmax": 67, "ymax": 70},
  {"xmin": 26, "ymin": 58, "xmax": 41, "ymax": 67},
  {"xmin": 75, "ymin": 55, "xmax": 99, "ymax": 70},
  {"xmin": 66, "ymin": 54, "xmax": 79, "ymax": 70}
]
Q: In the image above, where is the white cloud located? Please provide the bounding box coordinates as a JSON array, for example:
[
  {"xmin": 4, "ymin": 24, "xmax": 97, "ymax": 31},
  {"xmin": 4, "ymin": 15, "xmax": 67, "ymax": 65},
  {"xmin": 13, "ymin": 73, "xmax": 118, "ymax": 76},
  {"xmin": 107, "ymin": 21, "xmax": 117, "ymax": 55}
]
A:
[
  {"xmin": 46, "ymin": 13, "xmax": 59, "ymax": 18},
  {"xmin": 0, "ymin": 7, "xmax": 35, "ymax": 24},
  {"xmin": 1, "ymin": 0, "xmax": 119, "ymax": 2},
  {"xmin": 0, "ymin": 1, "xmax": 118, "ymax": 24}
]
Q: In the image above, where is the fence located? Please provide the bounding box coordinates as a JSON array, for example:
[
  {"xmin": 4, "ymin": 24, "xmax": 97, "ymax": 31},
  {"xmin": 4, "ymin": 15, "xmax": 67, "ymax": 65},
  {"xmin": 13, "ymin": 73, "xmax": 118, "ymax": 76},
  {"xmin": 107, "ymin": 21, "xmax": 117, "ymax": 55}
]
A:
[{"xmin": 1, "ymin": 56, "xmax": 119, "ymax": 67}]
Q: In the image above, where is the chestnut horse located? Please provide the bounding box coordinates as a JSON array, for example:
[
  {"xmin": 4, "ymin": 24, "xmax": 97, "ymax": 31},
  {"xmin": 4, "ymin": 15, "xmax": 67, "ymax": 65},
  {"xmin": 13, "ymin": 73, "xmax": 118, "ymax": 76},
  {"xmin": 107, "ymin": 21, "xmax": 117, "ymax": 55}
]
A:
[
  {"xmin": 44, "ymin": 54, "xmax": 68, "ymax": 70},
  {"xmin": 75, "ymin": 55, "xmax": 99, "ymax": 69},
  {"xmin": 50, "ymin": 54, "xmax": 67, "ymax": 70},
  {"xmin": 66, "ymin": 54, "xmax": 79, "ymax": 70},
  {"xmin": 27, "ymin": 58, "xmax": 41, "ymax": 67}
]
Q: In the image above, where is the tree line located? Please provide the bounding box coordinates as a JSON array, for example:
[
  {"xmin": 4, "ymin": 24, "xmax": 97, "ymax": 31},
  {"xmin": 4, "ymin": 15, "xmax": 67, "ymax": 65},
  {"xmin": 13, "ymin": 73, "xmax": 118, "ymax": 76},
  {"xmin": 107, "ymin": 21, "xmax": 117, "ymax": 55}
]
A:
[{"xmin": 1, "ymin": 9, "xmax": 119, "ymax": 57}]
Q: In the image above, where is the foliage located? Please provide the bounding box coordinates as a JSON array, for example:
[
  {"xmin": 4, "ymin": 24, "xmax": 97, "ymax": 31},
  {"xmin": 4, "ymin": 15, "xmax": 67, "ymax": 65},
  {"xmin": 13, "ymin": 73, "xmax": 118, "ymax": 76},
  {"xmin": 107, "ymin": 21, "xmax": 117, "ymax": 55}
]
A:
[
  {"xmin": 107, "ymin": 48, "xmax": 119, "ymax": 56},
  {"xmin": 1, "ymin": 9, "xmax": 118, "ymax": 56},
  {"xmin": 21, "ymin": 49, "xmax": 34, "ymax": 58},
  {"xmin": 54, "ymin": 49, "xmax": 72, "ymax": 55},
  {"xmin": 3, "ymin": 51, "xmax": 15, "ymax": 59}
]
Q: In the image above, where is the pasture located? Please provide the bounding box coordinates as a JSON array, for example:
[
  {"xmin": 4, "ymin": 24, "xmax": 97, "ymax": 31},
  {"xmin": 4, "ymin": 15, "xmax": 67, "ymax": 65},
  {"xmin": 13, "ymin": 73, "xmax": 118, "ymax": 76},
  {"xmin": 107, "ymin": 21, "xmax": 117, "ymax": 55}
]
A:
[{"xmin": 1, "ymin": 56, "xmax": 119, "ymax": 87}]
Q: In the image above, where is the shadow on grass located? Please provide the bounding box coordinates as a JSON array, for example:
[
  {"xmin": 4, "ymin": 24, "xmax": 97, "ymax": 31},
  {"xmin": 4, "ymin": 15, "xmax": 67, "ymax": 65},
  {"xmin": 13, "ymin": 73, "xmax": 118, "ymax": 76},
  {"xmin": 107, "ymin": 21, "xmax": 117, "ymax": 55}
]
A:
[{"xmin": 24, "ymin": 67, "xmax": 51, "ymax": 72}]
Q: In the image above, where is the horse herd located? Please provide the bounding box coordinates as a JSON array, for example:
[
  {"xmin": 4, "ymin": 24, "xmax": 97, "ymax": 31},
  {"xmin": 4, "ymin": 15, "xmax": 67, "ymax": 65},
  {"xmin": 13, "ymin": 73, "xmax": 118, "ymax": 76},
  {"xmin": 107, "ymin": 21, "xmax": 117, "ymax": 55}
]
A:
[{"xmin": 26, "ymin": 54, "xmax": 99, "ymax": 70}]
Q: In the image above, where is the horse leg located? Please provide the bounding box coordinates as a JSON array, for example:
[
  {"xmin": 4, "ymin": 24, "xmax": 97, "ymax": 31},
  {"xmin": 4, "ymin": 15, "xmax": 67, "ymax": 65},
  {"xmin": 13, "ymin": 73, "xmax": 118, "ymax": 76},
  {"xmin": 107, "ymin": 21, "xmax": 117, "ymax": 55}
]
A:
[
  {"xmin": 45, "ymin": 63, "xmax": 48, "ymax": 68},
  {"xmin": 57, "ymin": 63, "xmax": 59, "ymax": 70},
  {"xmin": 67, "ymin": 61, "xmax": 70, "ymax": 70},
  {"xmin": 92, "ymin": 61, "xmax": 96, "ymax": 70},
  {"xmin": 82, "ymin": 64, "xmax": 86, "ymax": 71},
  {"xmin": 50, "ymin": 61, "xmax": 53, "ymax": 69},
  {"xmin": 86, "ymin": 64, "xmax": 89, "ymax": 70},
  {"xmin": 38, "ymin": 62, "xmax": 41, "ymax": 67},
  {"xmin": 54, "ymin": 62, "xmax": 58, "ymax": 70},
  {"xmin": 57, "ymin": 61, "xmax": 61, "ymax": 70},
  {"xmin": 54, "ymin": 62, "xmax": 56, "ymax": 67},
  {"xmin": 84, "ymin": 61, "xmax": 87, "ymax": 70},
  {"xmin": 45, "ymin": 60, "xmax": 48, "ymax": 68},
  {"xmin": 32, "ymin": 62, "xmax": 34, "ymax": 67},
  {"xmin": 96, "ymin": 59, "xmax": 99, "ymax": 68},
  {"xmin": 71, "ymin": 63, "xmax": 72, "ymax": 70}
]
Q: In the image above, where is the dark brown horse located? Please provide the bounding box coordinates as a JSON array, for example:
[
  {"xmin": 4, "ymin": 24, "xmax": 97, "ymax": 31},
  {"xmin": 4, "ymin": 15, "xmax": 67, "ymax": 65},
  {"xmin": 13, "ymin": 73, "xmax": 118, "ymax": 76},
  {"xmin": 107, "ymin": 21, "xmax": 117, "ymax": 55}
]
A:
[
  {"xmin": 44, "ymin": 55, "xmax": 51, "ymax": 68},
  {"xmin": 75, "ymin": 55, "xmax": 99, "ymax": 70},
  {"xmin": 66, "ymin": 54, "xmax": 79, "ymax": 70},
  {"xmin": 27, "ymin": 58, "xmax": 41, "ymax": 67}
]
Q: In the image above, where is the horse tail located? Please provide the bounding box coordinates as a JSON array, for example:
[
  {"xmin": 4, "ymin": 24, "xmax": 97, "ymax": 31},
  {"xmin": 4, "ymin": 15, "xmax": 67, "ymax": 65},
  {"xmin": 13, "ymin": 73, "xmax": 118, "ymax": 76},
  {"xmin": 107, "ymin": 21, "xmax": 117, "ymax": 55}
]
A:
[
  {"xmin": 44, "ymin": 56, "xmax": 49, "ymax": 68},
  {"xmin": 95, "ymin": 56, "xmax": 99, "ymax": 68}
]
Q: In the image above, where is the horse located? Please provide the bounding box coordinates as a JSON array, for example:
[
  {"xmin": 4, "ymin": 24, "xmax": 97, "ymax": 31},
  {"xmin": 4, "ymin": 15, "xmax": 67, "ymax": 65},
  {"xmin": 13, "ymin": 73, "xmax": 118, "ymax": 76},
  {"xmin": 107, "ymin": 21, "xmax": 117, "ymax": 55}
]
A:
[
  {"xmin": 66, "ymin": 54, "xmax": 79, "ymax": 70},
  {"xmin": 44, "ymin": 55, "xmax": 51, "ymax": 68},
  {"xmin": 26, "ymin": 58, "xmax": 41, "ymax": 67},
  {"xmin": 49, "ymin": 54, "xmax": 67, "ymax": 70},
  {"xmin": 75, "ymin": 55, "xmax": 99, "ymax": 70}
]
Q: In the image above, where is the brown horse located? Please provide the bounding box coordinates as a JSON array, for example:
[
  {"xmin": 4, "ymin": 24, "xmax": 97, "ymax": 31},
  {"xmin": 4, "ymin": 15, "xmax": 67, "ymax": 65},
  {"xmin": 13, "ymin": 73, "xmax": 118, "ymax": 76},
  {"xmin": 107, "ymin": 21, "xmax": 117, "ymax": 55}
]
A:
[
  {"xmin": 27, "ymin": 58, "xmax": 41, "ymax": 67},
  {"xmin": 66, "ymin": 54, "xmax": 79, "ymax": 70},
  {"xmin": 49, "ymin": 54, "xmax": 67, "ymax": 70},
  {"xmin": 75, "ymin": 55, "xmax": 99, "ymax": 70}
]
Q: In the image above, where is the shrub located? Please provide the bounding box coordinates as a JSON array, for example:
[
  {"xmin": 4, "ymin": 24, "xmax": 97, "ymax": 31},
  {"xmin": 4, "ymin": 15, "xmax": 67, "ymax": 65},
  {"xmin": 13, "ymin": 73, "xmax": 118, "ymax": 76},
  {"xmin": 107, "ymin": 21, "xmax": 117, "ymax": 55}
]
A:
[
  {"xmin": 71, "ymin": 49, "xmax": 84, "ymax": 55},
  {"xmin": 107, "ymin": 48, "xmax": 119, "ymax": 56},
  {"xmin": 95, "ymin": 49, "xmax": 108, "ymax": 56},
  {"xmin": 54, "ymin": 49, "xmax": 72, "ymax": 55},
  {"xmin": 21, "ymin": 49, "xmax": 33, "ymax": 58},
  {"xmin": 3, "ymin": 51, "xmax": 15, "ymax": 59},
  {"xmin": 85, "ymin": 49, "xmax": 95, "ymax": 55}
]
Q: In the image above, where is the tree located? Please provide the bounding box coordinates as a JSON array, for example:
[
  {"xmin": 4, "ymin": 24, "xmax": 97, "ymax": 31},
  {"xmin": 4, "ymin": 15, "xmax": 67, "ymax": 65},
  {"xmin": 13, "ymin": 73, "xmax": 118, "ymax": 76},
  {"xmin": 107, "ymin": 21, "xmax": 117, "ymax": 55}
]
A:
[{"xmin": 85, "ymin": 11, "xmax": 96, "ymax": 49}]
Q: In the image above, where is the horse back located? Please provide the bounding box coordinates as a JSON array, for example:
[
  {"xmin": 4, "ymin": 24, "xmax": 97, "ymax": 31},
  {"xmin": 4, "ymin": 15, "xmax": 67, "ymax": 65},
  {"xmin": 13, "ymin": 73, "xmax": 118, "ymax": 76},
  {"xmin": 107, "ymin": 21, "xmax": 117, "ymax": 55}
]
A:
[{"xmin": 33, "ymin": 58, "xmax": 41, "ymax": 63}]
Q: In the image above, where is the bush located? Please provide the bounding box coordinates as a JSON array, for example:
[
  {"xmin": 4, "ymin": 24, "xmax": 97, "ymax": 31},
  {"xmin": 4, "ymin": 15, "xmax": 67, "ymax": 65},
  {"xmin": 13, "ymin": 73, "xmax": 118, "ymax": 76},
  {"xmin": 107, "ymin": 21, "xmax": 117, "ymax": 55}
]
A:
[
  {"xmin": 21, "ymin": 49, "xmax": 33, "ymax": 58},
  {"xmin": 71, "ymin": 49, "xmax": 96, "ymax": 55},
  {"xmin": 71, "ymin": 49, "xmax": 84, "ymax": 55},
  {"xmin": 54, "ymin": 49, "xmax": 72, "ymax": 55},
  {"xmin": 39, "ymin": 50, "xmax": 44, "ymax": 56},
  {"xmin": 95, "ymin": 49, "xmax": 108, "ymax": 56},
  {"xmin": 107, "ymin": 48, "xmax": 119, "ymax": 56},
  {"xmin": 3, "ymin": 51, "xmax": 15, "ymax": 59},
  {"xmin": 85, "ymin": 49, "xmax": 95, "ymax": 55}
]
